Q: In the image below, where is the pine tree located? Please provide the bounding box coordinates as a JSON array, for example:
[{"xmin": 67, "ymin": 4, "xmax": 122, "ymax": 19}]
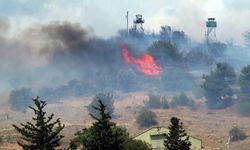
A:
[
  {"xmin": 201, "ymin": 62, "xmax": 236, "ymax": 109},
  {"xmin": 164, "ymin": 117, "xmax": 191, "ymax": 150},
  {"xmin": 13, "ymin": 97, "xmax": 65, "ymax": 150},
  {"xmin": 71, "ymin": 98, "xmax": 127, "ymax": 150}
]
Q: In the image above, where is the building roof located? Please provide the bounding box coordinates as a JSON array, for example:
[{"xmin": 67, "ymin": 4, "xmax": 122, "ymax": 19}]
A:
[{"xmin": 133, "ymin": 126, "xmax": 202, "ymax": 150}]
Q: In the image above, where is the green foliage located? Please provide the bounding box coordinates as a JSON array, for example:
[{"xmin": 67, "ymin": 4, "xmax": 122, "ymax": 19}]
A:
[
  {"xmin": 146, "ymin": 94, "xmax": 162, "ymax": 109},
  {"xmin": 237, "ymin": 65, "xmax": 250, "ymax": 116},
  {"xmin": 8, "ymin": 88, "xmax": 33, "ymax": 112},
  {"xmin": 201, "ymin": 63, "xmax": 236, "ymax": 109},
  {"xmin": 87, "ymin": 93, "xmax": 114, "ymax": 119},
  {"xmin": 0, "ymin": 136, "xmax": 3, "ymax": 143},
  {"xmin": 124, "ymin": 138, "xmax": 152, "ymax": 150},
  {"xmin": 171, "ymin": 93, "xmax": 196, "ymax": 109},
  {"xmin": 147, "ymin": 41, "xmax": 182, "ymax": 64},
  {"xmin": 12, "ymin": 97, "xmax": 65, "ymax": 150},
  {"xmin": 164, "ymin": 117, "xmax": 191, "ymax": 150},
  {"xmin": 238, "ymin": 65, "xmax": 250, "ymax": 102},
  {"xmin": 136, "ymin": 108, "xmax": 158, "ymax": 128},
  {"xmin": 229, "ymin": 127, "xmax": 247, "ymax": 142},
  {"xmin": 71, "ymin": 99, "xmax": 127, "ymax": 150},
  {"xmin": 146, "ymin": 94, "xmax": 169, "ymax": 109}
]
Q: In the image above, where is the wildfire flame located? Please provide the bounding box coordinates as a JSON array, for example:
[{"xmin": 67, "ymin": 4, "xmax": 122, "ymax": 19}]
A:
[{"xmin": 121, "ymin": 46, "xmax": 162, "ymax": 76}]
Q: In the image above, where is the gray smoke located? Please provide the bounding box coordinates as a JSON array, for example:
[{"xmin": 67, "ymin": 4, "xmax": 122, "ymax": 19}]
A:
[{"xmin": 3, "ymin": 19, "xmax": 250, "ymax": 110}]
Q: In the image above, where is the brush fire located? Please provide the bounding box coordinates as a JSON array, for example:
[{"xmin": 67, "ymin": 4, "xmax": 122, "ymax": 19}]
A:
[{"xmin": 121, "ymin": 45, "xmax": 162, "ymax": 77}]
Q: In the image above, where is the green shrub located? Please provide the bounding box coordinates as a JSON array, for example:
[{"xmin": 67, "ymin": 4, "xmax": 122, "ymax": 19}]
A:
[
  {"xmin": 146, "ymin": 94, "xmax": 162, "ymax": 109},
  {"xmin": 124, "ymin": 138, "xmax": 152, "ymax": 150},
  {"xmin": 229, "ymin": 127, "xmax": 247, "ymax": 142},
  {"xmin": 171, "ymin": 93, "xmax": 196, "ymax": 109},
  {"xmin": 146, "ymin": 94, "xmax": 169, "ymax": 109},
  {"xmin": 136, "ymin": 108, "xmax": 158, "ymax": 128}
]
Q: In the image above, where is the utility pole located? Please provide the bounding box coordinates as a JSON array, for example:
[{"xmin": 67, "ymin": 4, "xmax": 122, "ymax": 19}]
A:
[{"xmin": 126, "ymin": 11, "xmax": 129, "ymax": 35}]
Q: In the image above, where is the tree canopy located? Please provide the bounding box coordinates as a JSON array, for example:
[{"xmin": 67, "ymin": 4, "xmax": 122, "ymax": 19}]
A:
[
  {"xmin": 87, "ymin": 93, "xmax": 114, "ymax": 119},
  {"xmin": 201, "ymin": 63, "xmax": 236, "ymax": 109},
  {"xmin": 164, "ymin": 117, "xmax": 191, "ymax": 150},
  {"xmin": 13, "ymin": 97, "xmax": 65, "ymax": 150}
]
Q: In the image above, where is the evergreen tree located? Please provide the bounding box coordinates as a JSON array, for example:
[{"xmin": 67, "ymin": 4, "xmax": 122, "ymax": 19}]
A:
[
  {"xmin": 237, "ymin": 65, "xmax": 250, "ymax": 116},
  {"xmin": 71, "ymin": 99, "xmax": 127, "ymax": 150},
  {"xmin": 13, "ymin": 97, "xmax": 65, "ymax": 150},
  {"xmin": 201, "ymin": 63, "xmax": 236, "ymax": 109},
  {"xmin": 164, "ymin": 117, "xmax": 191, "ymax": 150},
  {"xmin": 87, "ymin": 93, "xmax": 114, "ymax": 119}
]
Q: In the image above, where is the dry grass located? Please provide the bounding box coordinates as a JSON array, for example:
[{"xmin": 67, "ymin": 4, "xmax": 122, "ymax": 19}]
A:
[{"xmin": 1, "ymin": 92, "xmax": 250, "ymax": 150}]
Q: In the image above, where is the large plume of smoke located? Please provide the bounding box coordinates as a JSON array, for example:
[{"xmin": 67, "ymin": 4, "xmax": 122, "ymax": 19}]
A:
[{"xmin": 2, "ymin": 16, "xmax": 250, "ymax": 111}]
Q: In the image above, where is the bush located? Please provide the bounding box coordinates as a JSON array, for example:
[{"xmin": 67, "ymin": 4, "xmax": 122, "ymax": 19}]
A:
[
  {"xmin": 229, "ymin": 127, "xmax": 247, "ymax": 142},
  {"xmin": 136, "ymin": 108, "xmax": 158, "ymax": 128},
  {"xmin": 146, "ymin": 94, "xmax": 169, "ymax": 109},
  {"xmin": 124, "ymin": 138, "xmax": 152, "ymax": 150},
  {"xmin": 171, "ymin": 93, "xmax": 196, "ymax": 109},
  {"xmin": 146, "ymin": 94, "xmax": 162, "ymax": 109},
  {"xmin": 87, "ymin": 93, "xmax": 114, "ymax": 119}
]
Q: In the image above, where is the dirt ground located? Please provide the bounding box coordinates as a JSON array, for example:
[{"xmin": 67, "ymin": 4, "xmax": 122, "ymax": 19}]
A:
[{"xmin": 0, "ymin": 92, "xmax": 250, "ymax": 150}]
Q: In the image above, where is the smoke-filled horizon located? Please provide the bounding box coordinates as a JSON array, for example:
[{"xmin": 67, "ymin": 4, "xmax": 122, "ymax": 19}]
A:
[
  {"xmin": 1, "ymin": 2, "xmax": 250, "ymax": 112},
  {"xmin": 1, "ymin": 0, "xmax": 250, "ymax": 44}
]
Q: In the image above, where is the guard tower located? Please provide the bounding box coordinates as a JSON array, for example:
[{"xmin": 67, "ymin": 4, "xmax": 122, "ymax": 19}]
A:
[
  {"xmin": 133, "ymin": 14, "xmax": 145, "ymax": 33},
  {"xmin": 205, "ymin": 18, "xmax": 217, "ymax": 43}
]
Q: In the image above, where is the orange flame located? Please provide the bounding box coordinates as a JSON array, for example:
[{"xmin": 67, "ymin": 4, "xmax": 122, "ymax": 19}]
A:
[{"xmin": 121, "ymin": 46, "xmax": 162, "ymax": 76}]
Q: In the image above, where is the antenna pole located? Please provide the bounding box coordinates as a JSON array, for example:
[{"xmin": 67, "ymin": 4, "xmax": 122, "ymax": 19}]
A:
[{"xmin": 126, "ymin": 11, "xmax": 129, "ymax": 35}]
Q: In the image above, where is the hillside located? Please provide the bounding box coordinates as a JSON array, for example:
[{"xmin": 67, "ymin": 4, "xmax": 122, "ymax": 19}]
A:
[{"xmin": 0, "ymin": 92, "xmax": 250, "ymax": 150}]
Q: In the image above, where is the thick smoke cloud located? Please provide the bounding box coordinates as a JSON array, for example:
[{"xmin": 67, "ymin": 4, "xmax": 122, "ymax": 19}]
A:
[
  {"xmin": 3, "ymin": 18, "xmax": 250, "ymax": 111},
  {"xmin": 0, "ymin": 21, "xmax": 93, "ymax": 93}
]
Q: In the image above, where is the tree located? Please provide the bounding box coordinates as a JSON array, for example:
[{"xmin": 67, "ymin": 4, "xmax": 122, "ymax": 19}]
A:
[
  {"xmin": 12, "ymin": 97, "xmax": 65, "ymax": 150},
  {"xmin": 136, "ymin": 108, "xmax": 158, "ymax": 128},
  {"xmin": 229, "ymin": 127, "xmax": 247, "ymax": 142},
  {"xmin": 87, "ymin": 93, "xmax": 114, "ymax": 119},
  {"xmin": 238, "ymin": 65, "xmax": 250, "ymax": 116},
  {"xmin": 146, "ymin": 94, "xmax": 169, "ymax": 109},
  {"xmin": 147, "ymin": 41, "xmax": 182, "ymax": 65},
  {"xmin": 164, "ymin": 117, "xmax": 191, "ymax": 150},
  {"xmin": 71, "ymin": 99, "xmax": 127, "ymax": 150},
  {"xmin": 146, "ymin": 94, "xmax": 162, "ymax": 109},
  {"xmin": 171, "ymin": 93, "xmax": 196, "ymax": 109},
  {"xmin": 8, "ymin": 87, "xmax": 33, "ymax": 112},
  {"xmin": 238, "ymin": 65, "xmax": 250, "ymax": 102},
  {"xmin": 201, "ymin": 63, "xmax": 236, "ymax": 109}
]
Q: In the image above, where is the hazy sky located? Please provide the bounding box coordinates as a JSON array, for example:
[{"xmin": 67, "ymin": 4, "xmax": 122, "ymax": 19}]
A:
[{"xmin": 0, "ymin": 0, "xmax": 250, "ymax": 44}]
